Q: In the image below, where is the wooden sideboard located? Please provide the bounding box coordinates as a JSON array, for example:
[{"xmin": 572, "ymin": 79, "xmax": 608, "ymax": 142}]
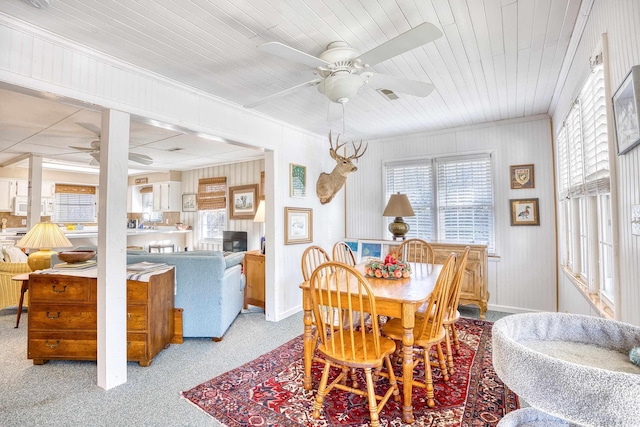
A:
[
  {"xmin": 351, "ymin": 239, "xmax": 489, "ymax": 319},
  {"xmin": 27, "ymin": 268, "xmax": 175, "ymax": 366},
  {"xmin": 243, "ymin": 250, "xmax": 265, "ymax": 309},
  {"xmin": 429, "ymin": 242, "xmax": 489, "ymax": 319}
]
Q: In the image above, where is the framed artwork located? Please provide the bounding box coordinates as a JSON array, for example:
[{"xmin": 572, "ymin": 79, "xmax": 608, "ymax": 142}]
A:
[
  {"xmin": 357, "ymin": 241, "xmax": 383, "ymax": 260},
  {"xmin": 289, "ymin": 163, "xmax": 306, "ymax": 198},
  {"xmin": 510, "ymin": 164, "xmax": 535, "ymax": 189},
  {"xmin": 510, "ymin": 198, "xmax": 540, "ymax": 226},
  {"xmin": 229, "ymin": 184, "xmax": 259, "ymax": 220},
  {"xmin": 613, "ymin": 65, "xmax": 640, "ymax": 155},
  {"xmin": 284, "ymin": 207, "xmax": 312, "ymax": 244},
  {"xmin": 182, "ymin": 193, "xmax": 197, "ymax": 212}
]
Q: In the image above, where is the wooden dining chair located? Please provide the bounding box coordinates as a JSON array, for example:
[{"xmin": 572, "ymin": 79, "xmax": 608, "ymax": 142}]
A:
[
  {"xmin": 309, "ymin": 262, "xmax": 400, "ymax": 426},
  {"xmin": 417, "ymin": 246, "xmax": 470, "ymax": 376},
  {"xmin": 301, "ymin": 245, "xmax": 331, "ymax": 282},
  {"xmin": 396, "ymin": 238, "xmax": 435, "ymax": 274},
  {"xmin": 332, "ymin": 241, "xmax": 356, "ymax": 266},
  {"xmin": 380, "ymin": 252, "xmax": 456, "ymax": 408}
]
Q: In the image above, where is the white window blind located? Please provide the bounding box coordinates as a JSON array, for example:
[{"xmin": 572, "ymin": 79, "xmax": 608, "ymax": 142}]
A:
[
  {"xmin": 55, "ymin": 193, "xmax": 96, "ymax": 223},
  {"xmin": 385, "ymin": 161, "xmax": 434, "ymax": 240},
  {"xmin": 567, "ymin": 103, "xmax": 585, "ymax": 197},
  {"xmin": 436, "ymin": 155, "xmax": 494, "ymax": 252},
  {"xmin": 556, "ymin": 63, "xmax": 609, "ymax": 199},
  {"xmin": 580, "ymin": 65, "xmax": 609, "ymax": 195}
]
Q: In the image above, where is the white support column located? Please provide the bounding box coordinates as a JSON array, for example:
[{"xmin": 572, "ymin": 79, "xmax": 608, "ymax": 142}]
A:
[
  {"xmin": 26, "ymin": 155, "xmax": 42, "ymax": 229},
  {"xmin": 97, "ymin": 109, "xmax": 129, "ymax": 389}
]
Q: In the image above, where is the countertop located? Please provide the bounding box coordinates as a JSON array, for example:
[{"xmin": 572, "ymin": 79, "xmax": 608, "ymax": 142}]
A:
[{"xmin": 0, "ymin": 227, "xmax": 192, "ymax": 239}]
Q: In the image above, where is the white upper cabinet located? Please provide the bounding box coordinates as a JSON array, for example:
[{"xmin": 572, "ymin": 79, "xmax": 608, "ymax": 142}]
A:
[{"xmin": 152, "ymin": 182, "xmax": 181, "ymax": 212}]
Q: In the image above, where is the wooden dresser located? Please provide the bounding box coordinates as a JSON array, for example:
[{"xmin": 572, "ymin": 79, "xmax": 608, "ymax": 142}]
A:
[
  {"xmin": 243, "ymin": 250, "xmax": 265, "ymax": 309},
  {"xmin": 27, "ymin": 268, "xmax": 175, "ymax": 366},
  {"xmin": 430, "ymin": 242, "xmax": 489, "ymax": 318}
]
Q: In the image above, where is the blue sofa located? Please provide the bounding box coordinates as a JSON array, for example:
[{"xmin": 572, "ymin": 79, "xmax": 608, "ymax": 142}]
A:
[{"xmin": 126, "ymin": 250, "xmax": 246, "ymax": 340}]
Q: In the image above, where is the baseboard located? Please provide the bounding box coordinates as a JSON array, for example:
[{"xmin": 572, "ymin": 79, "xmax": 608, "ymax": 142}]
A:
[{"xmin": 487, "ymin": 304, "xmax": 543, "ymax": 314}]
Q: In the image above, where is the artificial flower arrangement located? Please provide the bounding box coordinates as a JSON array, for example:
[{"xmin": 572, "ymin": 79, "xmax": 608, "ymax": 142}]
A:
[{"xmin": 364, "ymin": 253, "xmax": 411, "ymax": 279}]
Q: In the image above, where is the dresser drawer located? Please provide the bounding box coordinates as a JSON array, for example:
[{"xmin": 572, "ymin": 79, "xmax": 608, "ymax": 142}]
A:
[
  {"xmin": 30, "ymin": 276, "xmax": 93, "ymax": 303},
  {"xmin": 29, "ymin": 304, "xmax": 97, "ymax": 330},
  {"xmin": 127, "ymin": 280, "xmax": 149, "ymax": 302},
  {"xmin": 127, "ymin": 333, "xmax": 148, "ymax": 359},
  {"xmin": 126, "ymin": 305, "xmax": 147, "ymax": 331},
  {"xmin": 28, "ymin": 331, "xmax": 97, "ymax": 360}
]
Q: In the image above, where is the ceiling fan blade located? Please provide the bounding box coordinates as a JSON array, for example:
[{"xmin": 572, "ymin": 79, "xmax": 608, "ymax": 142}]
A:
[
  {"xmin": 365, "ymin": 72, "xmax": 435, "ymax": 97},
  {"xmin": 355, "ymin": 22, "xmax": 443, "ymax": 67},
  {"xmin": 244, "ymin": 78, "xmax": 322, "ymax": 108},
  {"xmin": 76, "ymin": 122, "xmax": 101, "ymax": 137},
  {"xmin": 128, "ymin": 152, "xmax": 153, "ymax": 165},
  {"xmin": 69, "ymin": 145, "xmax": 96, "ymax": 152},
  {"xmin": 258, "ymin": 42, "xmax": 330, "ymax": 68}
]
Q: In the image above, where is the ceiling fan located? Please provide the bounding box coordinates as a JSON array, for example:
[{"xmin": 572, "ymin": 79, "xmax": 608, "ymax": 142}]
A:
[
  {"xmin": 69, "ymin": 122, "xmax": 154, "ymax": 165},
  {"xmin": 244, "ymin": 22, "xmax": 443, "ymax": 108}
]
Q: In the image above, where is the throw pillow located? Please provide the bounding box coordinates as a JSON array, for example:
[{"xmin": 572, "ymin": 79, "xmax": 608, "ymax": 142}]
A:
[{"xmin": 4, "ymin": 245, "xmax": 28, "ymax": 263}]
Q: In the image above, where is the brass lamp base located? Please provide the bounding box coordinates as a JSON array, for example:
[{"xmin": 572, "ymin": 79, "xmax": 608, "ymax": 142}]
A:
[
  {"xmin": 27, "ymin": 249, "xmax": 56, "ymax": 271},
  {"xmin": 388, "ymin": 217, "xmax": 409, "ymax": 241}
]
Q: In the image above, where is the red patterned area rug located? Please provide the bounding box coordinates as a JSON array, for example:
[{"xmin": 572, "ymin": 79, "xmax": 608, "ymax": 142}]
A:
[{"xmin": 182, "ymin": 318, "xmax": 519, "ymax": 426}]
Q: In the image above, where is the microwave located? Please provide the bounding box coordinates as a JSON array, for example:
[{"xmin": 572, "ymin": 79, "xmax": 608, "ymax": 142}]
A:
[{"xmin": 13, "ymin": 196, "xmax": 53, "ymax": 216}]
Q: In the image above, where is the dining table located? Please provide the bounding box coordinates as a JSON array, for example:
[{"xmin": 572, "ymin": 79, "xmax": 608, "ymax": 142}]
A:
[{"xmin": 300, "ymin": 261, "xmax": 443, "ymax": 424}]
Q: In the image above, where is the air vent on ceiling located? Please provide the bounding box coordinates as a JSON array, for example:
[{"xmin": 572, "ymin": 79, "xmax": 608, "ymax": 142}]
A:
[
  {"xmin": 166, "ymin": 147, "xmax": 184, "ymax": 152},
  {"xmin": 376, "ymin": 88, "xmax": 399, "ymax": 100}
]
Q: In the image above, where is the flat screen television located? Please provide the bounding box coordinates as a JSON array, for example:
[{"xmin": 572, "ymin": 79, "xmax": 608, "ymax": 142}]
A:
[{"xmin": 223, "ymin": 231, "xmax": 247, "ymax": 252}]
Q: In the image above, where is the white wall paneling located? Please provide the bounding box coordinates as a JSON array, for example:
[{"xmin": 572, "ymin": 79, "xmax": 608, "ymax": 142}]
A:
[{"xmin": 347, "ymin": 116, "xmax": 557, "ymax": 313}]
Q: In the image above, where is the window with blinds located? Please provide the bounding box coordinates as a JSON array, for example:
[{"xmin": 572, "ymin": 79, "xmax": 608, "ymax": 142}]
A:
[
  {"xmin": 556, "ymin": 63, "xmax": 609, "ymax": 199},
  {"xmin": 198, "ymin": 177, "xmax": 227, "ymax": 242},
  {"xmin": 54, "ymin": 184, "xmax": 97, "ymax": 223},
  {"xmin": 385, "ymin": 154, "xmax": 495, "ymax": 253},
  {"xmin": 385, "ymin": 161, "xmax": 435, "ymax": 241},
  {"xmin": 436, "ymin": 155, "xmax": 494, "ymax": 251}
]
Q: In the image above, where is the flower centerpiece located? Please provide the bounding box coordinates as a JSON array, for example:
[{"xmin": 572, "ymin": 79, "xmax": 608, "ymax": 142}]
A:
[{"xmin": 364, "ymin": 253, "xmax": 411, "ymax": 279}]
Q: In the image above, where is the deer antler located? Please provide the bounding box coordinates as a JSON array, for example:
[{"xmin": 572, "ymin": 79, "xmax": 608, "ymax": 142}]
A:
[
  {"xmin": 348, "ymin": 140, "xmax": 368, "ymax": 160},
  {"xmin": 328, "ymin": 130, "xmax": 347, "ymax": 155}
]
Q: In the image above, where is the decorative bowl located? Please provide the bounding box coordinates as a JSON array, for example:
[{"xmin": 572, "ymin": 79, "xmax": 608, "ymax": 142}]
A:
[
  {"xmin": 57, "ymin": 250, "xmax": 96, "ymax": 263},
  {"xmin": 175, "ymin": 223, "xmax": 191, "ymax": 230}
]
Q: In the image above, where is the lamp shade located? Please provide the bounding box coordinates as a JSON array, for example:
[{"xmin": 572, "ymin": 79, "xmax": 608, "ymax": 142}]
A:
[
  {"xmin": 16, "ymin": 222, "xmax": 73, "ymax": 271},
  {"xmin": 253, "ymin": 199, "xmax": 265, "ymax": 223},
  {"xmin": 383, "ymin": 193, "xmax": 415, "ymax": 217}
]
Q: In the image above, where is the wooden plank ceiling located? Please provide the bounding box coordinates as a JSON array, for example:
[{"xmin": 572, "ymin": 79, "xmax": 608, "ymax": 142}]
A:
[{"xmin": 0, "ymin": 0, "xmax": 583, "ymax": 170}]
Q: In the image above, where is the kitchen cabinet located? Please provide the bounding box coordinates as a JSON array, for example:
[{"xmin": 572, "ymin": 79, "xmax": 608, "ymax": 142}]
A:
[
  {"xmin": 0, "ymin": 179, "xmax": 12, "ymax": 211},
  {"xmin": 127, "ymin": 186, "xmax": 143, "ymax": 213},
  {"xmin": 152, "ymin": 182, "xmax": 181, "ymax": 212},
  {"xmin": 27, "ymin": 267, "xmax": 175, "ymax": 367}
]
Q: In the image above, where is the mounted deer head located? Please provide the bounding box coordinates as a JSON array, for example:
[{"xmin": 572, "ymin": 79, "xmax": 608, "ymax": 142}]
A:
[{"xmin": 316, "ymin": 131, "xmax": 368, "ymax": 204}]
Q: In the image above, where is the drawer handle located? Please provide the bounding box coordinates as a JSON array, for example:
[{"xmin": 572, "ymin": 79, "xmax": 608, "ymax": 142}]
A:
[
  {"xmin": 45, "ymin": 340, "xmax": 60, "ymax": 348},
  {"xmin": 51, "ymin": 285, "xmax": 67, "ymax": 294},
  {"xmin": 46, "ymin": 311, "xmax": 61, "ymax": 319},
  {"xmin": 127, "ymin": 313, "xmax": 131, "ymax": 319}
]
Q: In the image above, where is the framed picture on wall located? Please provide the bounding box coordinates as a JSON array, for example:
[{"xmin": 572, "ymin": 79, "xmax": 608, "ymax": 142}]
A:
[
  {"xmin": 182, "ymin": 193, "xmax": 197, "ymax": 212},
  {"xmin": 229, "ymin": 184, "xmax": 259, "ymax": 219},
  {"xmin": 290, "ymin": 164, "xmax": 306, "ymax": 198},
  {"xmin": 613, "ymin": 65, "xmax": 640, "ymax": 155},
  {"xmin": 510, "ymin": 164, "xmax": 535, "ymax": 189},
  {"xmin": 284, "ymin": 207, "xmax": 312, "ymax": 244},
  {"xmin": 510, "ymin": 198, "xmax": 540, "ymax": 226}
]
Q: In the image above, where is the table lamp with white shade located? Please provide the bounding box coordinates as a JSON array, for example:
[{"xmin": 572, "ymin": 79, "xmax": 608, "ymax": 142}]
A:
[
  {"xmin": 383, "ymin": 193, "xmax": 415, "ymax": 241},
  {"xmin": 253, "ymin": 199, "xmax": 265, "ymax": 254},
  {"xmin": 16, "ymin": 222, "xmax": 73, "ymax": 271}
]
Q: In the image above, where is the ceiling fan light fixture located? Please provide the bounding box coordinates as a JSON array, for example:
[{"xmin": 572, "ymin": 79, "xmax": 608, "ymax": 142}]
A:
[{"xmin": 318, "ymin": 73, "xmax": 364, "ymax": 104}]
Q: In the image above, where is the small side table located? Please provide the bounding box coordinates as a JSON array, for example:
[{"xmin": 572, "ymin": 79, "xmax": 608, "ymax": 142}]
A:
[{"xmin": 12, "ymin": 272, "xmax": 30, "ymax": 328}]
